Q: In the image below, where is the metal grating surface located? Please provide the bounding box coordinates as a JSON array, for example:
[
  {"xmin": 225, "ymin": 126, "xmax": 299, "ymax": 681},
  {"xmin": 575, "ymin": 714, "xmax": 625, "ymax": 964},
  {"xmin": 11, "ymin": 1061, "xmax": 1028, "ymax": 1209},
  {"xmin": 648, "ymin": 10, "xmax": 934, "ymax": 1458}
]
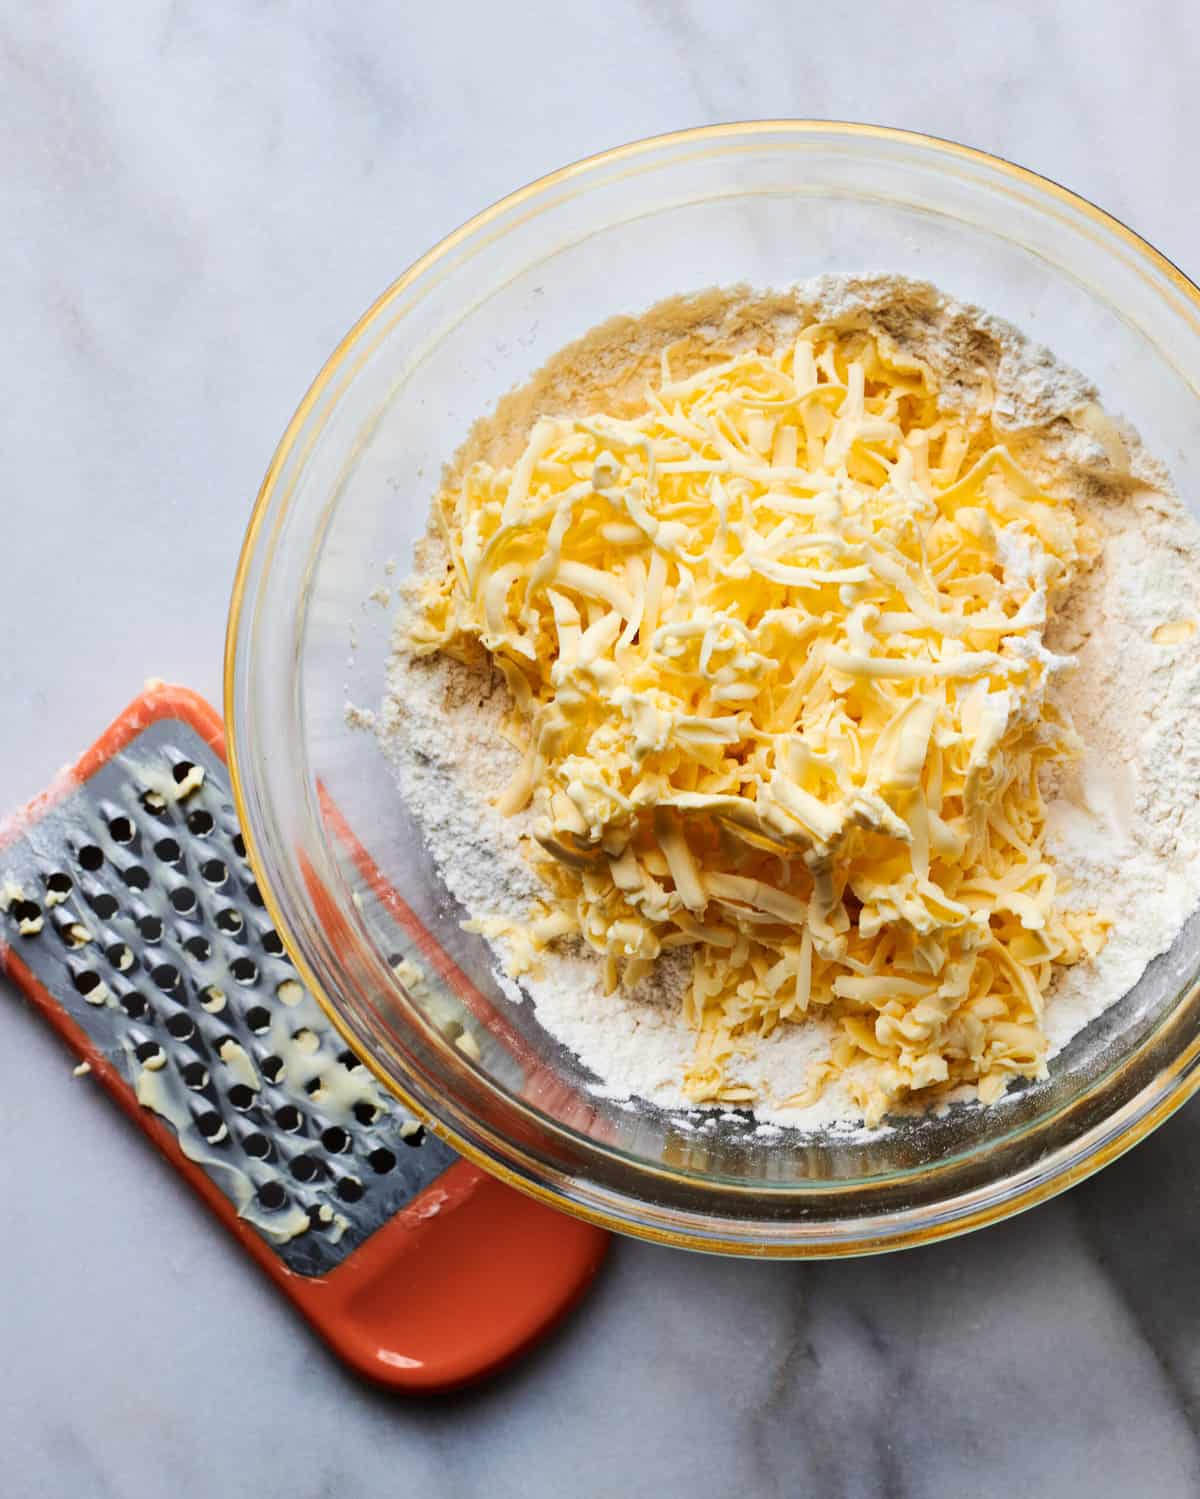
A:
[{"xmin": 0, "ymin": 717, "xmax": 457, "ymax": 1275}]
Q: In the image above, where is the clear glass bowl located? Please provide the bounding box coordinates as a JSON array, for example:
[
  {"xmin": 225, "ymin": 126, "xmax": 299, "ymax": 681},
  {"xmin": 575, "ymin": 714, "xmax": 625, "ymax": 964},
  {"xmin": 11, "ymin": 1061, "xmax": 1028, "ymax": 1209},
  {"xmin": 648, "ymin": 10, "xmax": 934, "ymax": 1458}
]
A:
[{"xmin": 226, "ymin": 122, "xmax": 1200, "ymax": 1255}]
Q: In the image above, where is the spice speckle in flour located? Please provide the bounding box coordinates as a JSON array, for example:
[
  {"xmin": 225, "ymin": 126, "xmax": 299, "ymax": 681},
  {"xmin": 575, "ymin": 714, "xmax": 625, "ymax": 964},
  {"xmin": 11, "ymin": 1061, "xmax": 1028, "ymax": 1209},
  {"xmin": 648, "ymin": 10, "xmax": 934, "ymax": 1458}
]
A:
[{"xmin": 373, "ymin": 275, "xmax": 1200, "ymax": 1132}]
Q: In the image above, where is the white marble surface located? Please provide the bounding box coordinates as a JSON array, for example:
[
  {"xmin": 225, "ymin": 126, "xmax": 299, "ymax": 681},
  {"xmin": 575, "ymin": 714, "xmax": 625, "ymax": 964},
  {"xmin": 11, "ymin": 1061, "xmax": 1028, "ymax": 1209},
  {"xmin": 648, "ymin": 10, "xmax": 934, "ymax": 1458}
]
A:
[{"xmin": 4, "ymin": 4, "xmax": 1200, "ymax": 1495}]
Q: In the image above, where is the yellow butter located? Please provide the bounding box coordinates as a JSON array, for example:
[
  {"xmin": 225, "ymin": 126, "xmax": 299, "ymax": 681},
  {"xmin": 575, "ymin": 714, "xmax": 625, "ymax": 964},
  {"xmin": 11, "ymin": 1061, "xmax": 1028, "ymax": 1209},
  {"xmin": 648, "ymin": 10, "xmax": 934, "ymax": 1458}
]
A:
[{"xmin": 405, "ymin": 322, "xmax": 1108, "ymax": 1122}]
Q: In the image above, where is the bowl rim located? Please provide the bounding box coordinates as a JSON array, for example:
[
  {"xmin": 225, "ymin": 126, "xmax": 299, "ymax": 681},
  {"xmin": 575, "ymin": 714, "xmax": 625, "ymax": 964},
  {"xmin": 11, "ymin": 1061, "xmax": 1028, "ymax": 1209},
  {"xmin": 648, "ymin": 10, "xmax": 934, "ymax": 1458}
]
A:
[{"xmin": 224, "ymin": 119, "xmax": 1200, "ymax": 1256}]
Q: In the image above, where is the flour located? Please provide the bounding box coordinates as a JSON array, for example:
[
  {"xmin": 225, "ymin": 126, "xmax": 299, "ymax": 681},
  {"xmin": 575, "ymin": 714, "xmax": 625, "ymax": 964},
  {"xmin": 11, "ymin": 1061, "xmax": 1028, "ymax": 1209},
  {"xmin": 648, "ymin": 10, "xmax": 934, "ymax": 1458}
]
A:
[
  {"xmin": 1040, "ymin": 487, "xmax": 1200, "ymax": 1054},
  {"xmin": 374, "ymin": 275, "xmax": 1200, "ymax": 1133}
]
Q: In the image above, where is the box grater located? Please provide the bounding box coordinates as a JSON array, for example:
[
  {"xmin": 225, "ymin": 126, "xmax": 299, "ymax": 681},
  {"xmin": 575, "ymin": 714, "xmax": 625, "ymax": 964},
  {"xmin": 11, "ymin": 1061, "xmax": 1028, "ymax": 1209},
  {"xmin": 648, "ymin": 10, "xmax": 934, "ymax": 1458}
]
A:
[{"xmin": 0, "ymin": 684, "xmax": 607, "ymax": 1391}]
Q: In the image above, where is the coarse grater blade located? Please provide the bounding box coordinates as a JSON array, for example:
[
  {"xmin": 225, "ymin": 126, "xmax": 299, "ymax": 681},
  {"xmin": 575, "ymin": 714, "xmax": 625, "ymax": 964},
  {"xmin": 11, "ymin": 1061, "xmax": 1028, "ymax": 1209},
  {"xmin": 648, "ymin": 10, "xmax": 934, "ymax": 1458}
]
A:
[{"xmin": 0, "ymin": 684, "xmax": 607, "ymax": 1389}]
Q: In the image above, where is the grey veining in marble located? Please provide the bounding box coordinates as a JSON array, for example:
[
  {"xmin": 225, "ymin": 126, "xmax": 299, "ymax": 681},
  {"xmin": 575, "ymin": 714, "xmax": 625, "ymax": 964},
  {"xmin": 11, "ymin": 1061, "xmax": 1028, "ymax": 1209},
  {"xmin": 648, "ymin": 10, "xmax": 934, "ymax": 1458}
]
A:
[{"xmin": 4, "ymin": 4, "xmax": 1200, "ymax": 1496}]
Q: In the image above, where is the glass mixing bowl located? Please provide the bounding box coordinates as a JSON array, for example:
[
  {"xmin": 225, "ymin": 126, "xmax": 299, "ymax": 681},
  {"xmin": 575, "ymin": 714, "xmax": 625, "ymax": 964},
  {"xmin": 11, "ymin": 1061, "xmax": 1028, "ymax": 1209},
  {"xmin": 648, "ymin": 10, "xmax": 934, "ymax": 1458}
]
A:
[{"xmin": 226, "ymin": 122, "xmax": 1200, "ymax": 1255}]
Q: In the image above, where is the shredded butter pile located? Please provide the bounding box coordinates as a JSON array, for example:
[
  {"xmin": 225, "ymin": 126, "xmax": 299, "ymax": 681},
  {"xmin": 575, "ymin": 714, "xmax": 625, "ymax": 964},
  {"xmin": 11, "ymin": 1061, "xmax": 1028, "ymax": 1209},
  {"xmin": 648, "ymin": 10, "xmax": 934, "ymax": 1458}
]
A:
[{"xmin": 403, "ymin": 320, "xmax": 1110, "ymax": 1123}]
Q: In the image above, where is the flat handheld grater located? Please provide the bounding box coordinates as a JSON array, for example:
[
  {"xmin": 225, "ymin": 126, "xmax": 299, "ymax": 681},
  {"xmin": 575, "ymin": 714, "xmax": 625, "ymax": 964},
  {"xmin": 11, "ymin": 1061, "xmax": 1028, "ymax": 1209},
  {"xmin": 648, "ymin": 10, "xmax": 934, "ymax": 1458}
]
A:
[{"xmin": 0, "ymin": 683, "xmax": 607, "ymax": 1391}]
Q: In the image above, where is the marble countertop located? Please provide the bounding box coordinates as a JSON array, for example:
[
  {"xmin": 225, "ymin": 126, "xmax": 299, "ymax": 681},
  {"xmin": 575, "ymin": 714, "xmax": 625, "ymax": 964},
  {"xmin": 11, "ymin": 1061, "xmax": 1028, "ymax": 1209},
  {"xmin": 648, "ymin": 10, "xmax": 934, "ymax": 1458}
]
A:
[{"xmin": 4, "ymin": 4, "xmax": 1200, "ymax": 1495}]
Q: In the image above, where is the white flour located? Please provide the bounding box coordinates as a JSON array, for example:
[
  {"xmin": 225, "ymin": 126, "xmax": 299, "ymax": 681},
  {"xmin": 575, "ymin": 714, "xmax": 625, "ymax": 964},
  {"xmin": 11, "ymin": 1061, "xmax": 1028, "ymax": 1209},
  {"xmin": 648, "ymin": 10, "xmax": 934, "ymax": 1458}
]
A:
[
  {"xmin": 1039, "ymin": 487, "xmax": 1200, "ymax": 1053},
  {"xmin": 373, "ymin": 276, "xmax": 1200, "ymax": 1132}
]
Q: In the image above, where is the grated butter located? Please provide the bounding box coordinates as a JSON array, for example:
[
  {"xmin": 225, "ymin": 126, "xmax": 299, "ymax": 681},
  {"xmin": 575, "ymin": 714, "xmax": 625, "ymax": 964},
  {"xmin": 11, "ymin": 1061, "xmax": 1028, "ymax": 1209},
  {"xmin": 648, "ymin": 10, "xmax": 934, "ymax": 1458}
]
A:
[{"xmin": 402, "ymin": 321, "xmax": 1111, "ymax": 1123}]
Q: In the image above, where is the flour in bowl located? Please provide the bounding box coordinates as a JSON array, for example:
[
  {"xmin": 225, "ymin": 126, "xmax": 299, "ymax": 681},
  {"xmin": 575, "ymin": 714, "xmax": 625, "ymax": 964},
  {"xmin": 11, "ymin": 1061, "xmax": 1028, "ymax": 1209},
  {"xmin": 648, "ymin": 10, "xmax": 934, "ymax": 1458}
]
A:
[{"xmin": 374, "ymin": 276, "xmax": 1200, "ymax": 1130}]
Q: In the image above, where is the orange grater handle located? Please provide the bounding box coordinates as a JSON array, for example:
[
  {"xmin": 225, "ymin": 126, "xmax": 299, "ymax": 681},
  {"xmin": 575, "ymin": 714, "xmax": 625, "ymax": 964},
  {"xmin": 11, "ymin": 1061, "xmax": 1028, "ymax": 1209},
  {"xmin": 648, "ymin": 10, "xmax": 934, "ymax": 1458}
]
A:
[
  {"xmin": 288, "ymin": 1159, "xmax": 607, "ymax": 1388},
  {"xmin": 0, "ymin": 683, "xmax": 607, "ymax": 1392}
]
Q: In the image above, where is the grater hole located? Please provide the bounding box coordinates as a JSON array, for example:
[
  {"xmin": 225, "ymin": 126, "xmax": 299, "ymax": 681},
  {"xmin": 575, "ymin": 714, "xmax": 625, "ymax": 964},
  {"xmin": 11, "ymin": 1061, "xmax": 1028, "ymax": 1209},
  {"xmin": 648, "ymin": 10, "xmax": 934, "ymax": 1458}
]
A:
[
  {"xmin": 367, "ymin": 1147, "xmax": 397, "ymax": 1175},
  {"xmin": 106, "ymin": 942, "xmax": 135, "ymax": 972},
  {"xmin": 335, "ymin": 1177, "xmax": 364, "ymax": 1204},
  {"xmin": 45, "ymin": 872, "xmax": 72, "ymax": 899},
  {"xmin": 52, "ymin": 918, "xmax": 84, "ymax": 948},
  {"xmin": 246, "ymin": 881, "xmax": 264, "ymax": 908},
  {"xmin": 201, "ymin": 859, "xmax": 228, "ymax": 887},
  {"xmin": 303, "ymin": 1077, "xmax": 322, "ymax": 1097},
  {"xmin": 228, "ymin": 1084, "xmax": 256, "ymax": 1111},
  {"xmin": 170, "ymin": 887, "xmax": 197, "ymax": 914},
  {"xmin": 338, "ymin": 1049, "xmax": 362, "ymax": 1072},
  {"xmin": 186, "ymin": 809, "xmax": 214, "ymax": 836},
  {"xmin": 199, "ymin": 984, "xmax": 225, "ymax": 1013},
  {"xmin": 140, "ymin": 790, "xmax": 168, "ymax": 818},
  {"xmin": 261, "ymin": 929, "xmax": 284, "ymax": 956},
  {"xmin": 321, "ymin": 1126, "xmax": 350, "ymax": 1154},
  {"xmin": 231, "ymin": 956, "xmax": 258, "ymax": 985},
  {"xmin": 108, "ymin": 815, "xmax": 135, "ymax": 844},
  {"xmin": 120, "ymin": 991, "xmax": 149, "ymax": 1020},
  {"xmin": 352, "ymin": 1101, "xmax": 380, "ymax": 1126},
  {"xmin": 14, "ymin": 899, "xmax": 44, "ymax": 926},
  {"xmin": 290, "ymin": 1154, "xmax": 322, "ymax": 1184},
  {"xmin": 135, "ymin": 1040, "xmax": 164, "ymax": 1065},
  {"xmin": 245, "ymin": 1005, "xmax": 271, "ymax": 1034},
  {"xmin": 181, "ymin": 1061, "xmax": 209, "ymax": 1091},
  {"xmin": 73, "ymin": 970, "xmax": 102, "ymax": 998},
  {"xmin": 260, "ymin": 1055, "xmax": 284, "ymax": 1084},
  {"xmin": 275, "ymin": 1105, "xmax": 303, "ymax": 1133},
  {"xmin": 244, "ymin": 1132, "xmax": 272, "ymax": 1160},
  {"xmin": 232, "ymin": 833, "xmax": 247, "ymax": 859},
  {"xmin": 88, "ymin": 891, "xmax": 119, "ymax": 920},
  {"xmin": 400, "ymin": 1124, "xmax": 426, "ymax": 1148},
  {"xmin": 196, "ymin": 1110, "xmax": 225, "ymax": 1141},
  {"xmin": 138, "ymin": 915, "xmax": 164, "ymax": 943},
  {"xmin": 216, "ymin": 908, "xmax": 243, "ymax": 934},
  {"xmin": 256, "ymin": 1181, "xmax": 287, "ymax": 1210},
  {"xmin": 171, "ymin": 760, "xmax": 197, "ymax": 786},
  {"xmin": 122, "ymin": 865, "xmax": 150, "ymax": 892},
  {"xmin": 152, "ymin": 962, "xmax": 181, "ymax": 992},
  {"xmin": 78, "ymin": 845, "xmax": 104, "ymax": 872},
  {"xmin": 166, "ymin": 1012, "xmax": 195, "ymax": 1042},
  {"xmin": 183, "ymin": 934, "xmax": 211, "ymax": 962},
  {"xmin": 154, "ymin": 837, "xmax": 182, "ymax": 864}
]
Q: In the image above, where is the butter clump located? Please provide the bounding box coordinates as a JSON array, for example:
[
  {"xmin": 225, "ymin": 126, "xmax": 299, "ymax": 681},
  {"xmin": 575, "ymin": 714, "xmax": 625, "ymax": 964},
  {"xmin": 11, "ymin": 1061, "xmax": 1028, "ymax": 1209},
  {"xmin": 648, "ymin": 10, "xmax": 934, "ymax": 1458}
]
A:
[{"xmin": 403, "ymin": 322, "xmax": 1109, "ymax": 1123}]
